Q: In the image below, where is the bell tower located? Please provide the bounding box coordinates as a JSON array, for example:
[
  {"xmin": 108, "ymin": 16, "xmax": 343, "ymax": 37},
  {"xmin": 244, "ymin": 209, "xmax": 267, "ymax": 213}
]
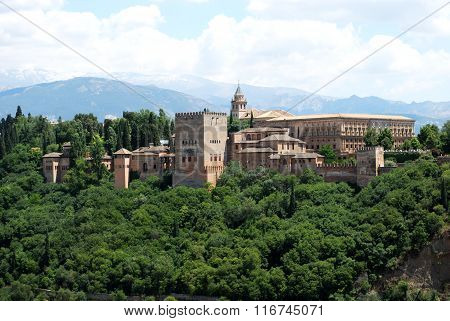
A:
[{"xmin": 231, "ymin": 83, "xmax": 247, "ymax": 120}]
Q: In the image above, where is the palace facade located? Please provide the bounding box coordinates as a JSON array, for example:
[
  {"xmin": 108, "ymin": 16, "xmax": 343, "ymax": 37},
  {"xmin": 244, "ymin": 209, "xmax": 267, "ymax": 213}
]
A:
[
  {"xmin": 42, "ymin": 85, "xmax": 415, "ymax": 189},
  {"xmin": 255, "ymin": 113, "xmax": 415, "ymax": 156}
]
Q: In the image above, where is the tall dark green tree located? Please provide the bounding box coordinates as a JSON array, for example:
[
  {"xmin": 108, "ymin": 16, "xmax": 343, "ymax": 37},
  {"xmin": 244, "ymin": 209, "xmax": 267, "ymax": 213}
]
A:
[
  {"xmin": 440, "ymin": 120, "xmax": 450, "ymax": 153},
  {"xmin": 90, "ymin": 134, "xmax": 106, "ymax": 180},
  {"xmin": 15, "ymin": 106, "xmax": 23, "ymax": 118}
]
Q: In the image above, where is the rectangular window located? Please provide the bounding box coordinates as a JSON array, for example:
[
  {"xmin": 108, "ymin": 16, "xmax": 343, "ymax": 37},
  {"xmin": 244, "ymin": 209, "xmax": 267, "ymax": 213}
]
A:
[
  {"xmin": 188, "ymin": 156, "xmax": 192, "ymax": 162},
  {"xmin": 182, "ymin": 157, "xmax": 186, "ymax": 163}
]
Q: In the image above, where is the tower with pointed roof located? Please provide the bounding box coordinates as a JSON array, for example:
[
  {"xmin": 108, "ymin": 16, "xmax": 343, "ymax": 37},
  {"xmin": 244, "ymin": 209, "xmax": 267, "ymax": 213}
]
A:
[{"xmin": 231, "ymin": 83, "xmax": 248, "ymax": 120}]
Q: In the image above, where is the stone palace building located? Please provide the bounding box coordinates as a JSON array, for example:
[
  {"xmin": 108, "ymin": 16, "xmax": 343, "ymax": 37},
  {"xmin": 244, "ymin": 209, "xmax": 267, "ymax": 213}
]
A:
[{"xmin": 42, "ymin": 85, "xmax": 415, "ymax": 189}]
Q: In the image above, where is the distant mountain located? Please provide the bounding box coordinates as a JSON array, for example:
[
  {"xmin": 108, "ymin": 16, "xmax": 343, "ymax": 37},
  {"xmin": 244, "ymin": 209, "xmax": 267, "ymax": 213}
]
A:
[
  {"xmin": 0, "ymin": 71, "xmax": 448, "ymax": 129},
  {"xmin": 111, "ymin": 73, "xmax": 449, "ymax": 128},
  {"xmin": 0, "ymin": 77, "xmax": 215, "ymax": 120},
  {"xmin": 112, "ymin": 72, "xmax": 333, "ymax": 111}
]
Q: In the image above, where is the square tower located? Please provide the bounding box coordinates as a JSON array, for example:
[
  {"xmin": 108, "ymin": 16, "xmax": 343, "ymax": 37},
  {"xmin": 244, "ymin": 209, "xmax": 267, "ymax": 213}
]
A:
[
  {"xmin": 356, "ymin": 146, "xmax": 385, "ymax": 187},
  {"xmin": 173, "ymin": 111, "xmax": 228, "ymax": 187},
  {"xmin": 113, "ymin": 148, "xmax": 132, "ymax": 189}
]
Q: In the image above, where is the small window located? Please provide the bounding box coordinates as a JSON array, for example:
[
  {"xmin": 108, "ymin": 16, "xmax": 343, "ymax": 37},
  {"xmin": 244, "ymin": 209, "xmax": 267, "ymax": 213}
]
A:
[
  {"xmin": 188, "ymin": 156, "xmax": 192, "ymax": 162},
  {"xmin": 182, "ymin": 157, "xmax": 186, "ymax": 163}
]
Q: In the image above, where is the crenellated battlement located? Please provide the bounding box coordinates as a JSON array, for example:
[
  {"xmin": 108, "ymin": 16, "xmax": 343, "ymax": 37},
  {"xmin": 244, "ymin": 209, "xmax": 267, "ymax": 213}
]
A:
[
  {"xmin": 316, "ymin": 163, "xmax": 357, "ymax": 169},
  {"xmin": 356, "ymin": 146, "xmax": 384, "ymax": 152},
  {"xmin": 175, "ymin": 111, "xmax": 228, "ymax": 118}
]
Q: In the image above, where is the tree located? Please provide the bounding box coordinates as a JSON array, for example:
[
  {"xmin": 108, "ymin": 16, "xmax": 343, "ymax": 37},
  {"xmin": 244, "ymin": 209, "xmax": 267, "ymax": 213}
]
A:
[
  {"xmin": 105, "ymin": 126, "xmax": 117, "ymax": 154},
  {"xmin": 0, "ymin": 135, "xmax": 5, "ymax": 159},
  {"xmin": 400, "ymin": 139, "xmax": 411, "ymax": 150},
  {"xmin": 250, "ymin": 111, "xmax": 254, "ymax": 128},
  {"xmin": 15, "ymin": 106, "xmax": 23, "ymax": 118},
  {"xmin": 377, "ymin": 128, "xmax": 394, "ymax": 150},
  {"xmin": 418, "ymin": 124, "xmax": 440, "ymax": 150},
  {"xmin": 319, "ymin": 144, "xmax": 337, "ymax": 164},
  {"xmin": 90, "ymin": 134, "xmax": 106, "ymax": 180},
  {"xmin": 441, "ymin": 120, "xmax": 450, "ymax": 153},
  {"xmin": 410, "ymin": 137, "xmax": 421, "ymax": 150},
  {"xmin": 364, "ymin": 127, "xmax": 378, "ymax": 147},
  {"xmin": 287, "ymin": 180, "xmax": 296, "ymax": 217}
]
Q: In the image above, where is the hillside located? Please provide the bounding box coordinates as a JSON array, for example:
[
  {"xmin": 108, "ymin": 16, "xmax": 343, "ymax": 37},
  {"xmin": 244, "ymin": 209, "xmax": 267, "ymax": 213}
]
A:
[
  {"xmin": 0, "ymin": 73, "xmax": 447, "ymax": 128},
  {"xmin": 0, "ymin": 77, "xmax": 214, "ymax": 120}
]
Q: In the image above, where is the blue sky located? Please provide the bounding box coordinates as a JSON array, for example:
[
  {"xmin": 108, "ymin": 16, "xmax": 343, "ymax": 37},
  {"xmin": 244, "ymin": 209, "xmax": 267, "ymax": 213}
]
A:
[
  {"xmin": 64, "ymin": 0, "xmax": 246, "ymax": 38},
  {"xmin": 0, "ymin": 0, "xmax": 449, "ymax": 102}
]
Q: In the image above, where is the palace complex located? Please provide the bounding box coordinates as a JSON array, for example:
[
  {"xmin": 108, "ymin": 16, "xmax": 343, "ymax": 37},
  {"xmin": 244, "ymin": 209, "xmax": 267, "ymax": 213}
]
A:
[{"xmin": 42, "ymin": 85, "xmax": 415, "ymax": 189}]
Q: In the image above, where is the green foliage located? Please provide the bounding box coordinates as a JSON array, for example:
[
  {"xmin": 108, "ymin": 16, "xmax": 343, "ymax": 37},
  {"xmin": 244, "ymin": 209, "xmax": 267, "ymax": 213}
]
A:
[
  {"xmin": 441, "ymin": 120, "xmax": 450, "ymax": 153},
  {"xmin": 0, "ymin": 110, "xmax": 447, "ymax": 301},
  {"xmin": 228, "ymin": 118, "xmax": 250, "ymax": 133},
  {"xmin": 364, "ymin": 127, "xmax": 395, "ymax": 150},
  {"xmin": 418, "ymin": 124, "xmax": 441, "ymax": 150},
  {"xmin": 319, "ymin": 144, "xmax": 337, "ymax": 164},
  {"xmin": 384, "ymin": 151, "xmax": 423, "ymax": 163},
  {"xmin": 401, "ymin": 137, "xmax": 421, "ymax": 151},
  {"xmin": 0, "ymin": 145, "xmax": 446, "ymax": 301},
  {"xmin": 364, "ymin": 128, "xmax": 378, "ymax": 147},
  {"xmin": 377, "ymin": 128, "xmax": 394, "ymax": 150}
]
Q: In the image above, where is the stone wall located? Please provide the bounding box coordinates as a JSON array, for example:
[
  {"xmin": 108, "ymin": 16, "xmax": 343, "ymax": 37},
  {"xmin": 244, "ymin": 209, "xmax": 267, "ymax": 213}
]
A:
[{"xmin": 315, "ymin": 164, "xmax": 358, "ymax": 184}]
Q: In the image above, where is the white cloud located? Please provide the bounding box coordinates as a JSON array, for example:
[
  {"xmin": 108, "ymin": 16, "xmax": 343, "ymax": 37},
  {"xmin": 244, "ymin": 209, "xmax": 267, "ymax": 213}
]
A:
[
  {"xmin": 0, "ymin": 0, "xmax": 449, "ymax": 103},
  {"xmin": 0, "ymin": 0, "xmax": 64, "ymax": 12}
]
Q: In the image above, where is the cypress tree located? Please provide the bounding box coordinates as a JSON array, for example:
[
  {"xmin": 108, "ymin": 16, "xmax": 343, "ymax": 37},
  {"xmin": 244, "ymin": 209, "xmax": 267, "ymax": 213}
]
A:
[
  {"xmin": 287, "ymin": 181, "xmax": 296, "ymax": 217},
  {"xmin": 122, "ymin": 119, "xmax": 132, "ymax": 150},
  {"xmin": 0, "ymin": 135, "xmax": 5, "ymax": 159},
  {"xmin": 15, "ymin": 106, "xmax": 23, "ymax": 118}
]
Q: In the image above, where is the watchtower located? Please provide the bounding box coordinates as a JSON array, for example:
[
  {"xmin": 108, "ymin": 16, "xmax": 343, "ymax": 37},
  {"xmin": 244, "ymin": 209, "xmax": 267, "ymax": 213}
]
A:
[
  {"xmin": 113, "ymin": 148, "xmax": 132, "ymax": 189},
  {"xmin": 356, "ymin": 146, "xmax": 384, "ymax": 187},
  {"xmin": 173, "ymin": 111, "xmax": 228, "ymax": 187}
]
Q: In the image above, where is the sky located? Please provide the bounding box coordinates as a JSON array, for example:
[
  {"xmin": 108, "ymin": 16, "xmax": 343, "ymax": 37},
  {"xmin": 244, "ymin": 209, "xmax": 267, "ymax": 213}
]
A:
[{"xmin": 0, "ymin": 0, "xmax": 450, "ymax": 102}]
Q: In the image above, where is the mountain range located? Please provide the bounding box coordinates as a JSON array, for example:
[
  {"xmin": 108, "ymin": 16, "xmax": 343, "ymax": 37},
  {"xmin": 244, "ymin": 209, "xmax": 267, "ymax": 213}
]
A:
[{"xmin": 0, "ymin": 70, "xmax": 448, "ymax": 129}]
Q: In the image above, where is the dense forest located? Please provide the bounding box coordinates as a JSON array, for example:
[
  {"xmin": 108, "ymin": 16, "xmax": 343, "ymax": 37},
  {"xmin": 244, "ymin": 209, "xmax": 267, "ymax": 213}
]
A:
[
  {"xmin": 0, "ymin": 107, "xmax": 449, "ymax": 301},
  {"xmin": 0, "ymin": 106, "xmax": 173, "ymax": 160}
]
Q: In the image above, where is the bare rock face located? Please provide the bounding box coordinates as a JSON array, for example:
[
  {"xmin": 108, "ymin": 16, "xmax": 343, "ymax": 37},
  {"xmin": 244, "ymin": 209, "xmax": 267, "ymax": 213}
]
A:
[{"xmin": 383, "ymin": 230, "xmax": 450, "ymax": 292}]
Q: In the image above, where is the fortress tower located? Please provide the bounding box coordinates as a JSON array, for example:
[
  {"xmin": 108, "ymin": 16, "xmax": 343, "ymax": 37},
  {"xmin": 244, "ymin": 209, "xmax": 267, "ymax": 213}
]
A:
[
  {"xmin": 173, "ymin": 111, "xmax": 228, "ymax": 187},
  {"xmin": 356, "ymin": 146, "xmax": 384, "ymax": 187},
  {"xmin": 231, "ymin": 84, "xmax": 248, "ymax": 120},
  {"xmin": 113, "ymin": 148, "xmax": 132, "ymax": 189}
]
